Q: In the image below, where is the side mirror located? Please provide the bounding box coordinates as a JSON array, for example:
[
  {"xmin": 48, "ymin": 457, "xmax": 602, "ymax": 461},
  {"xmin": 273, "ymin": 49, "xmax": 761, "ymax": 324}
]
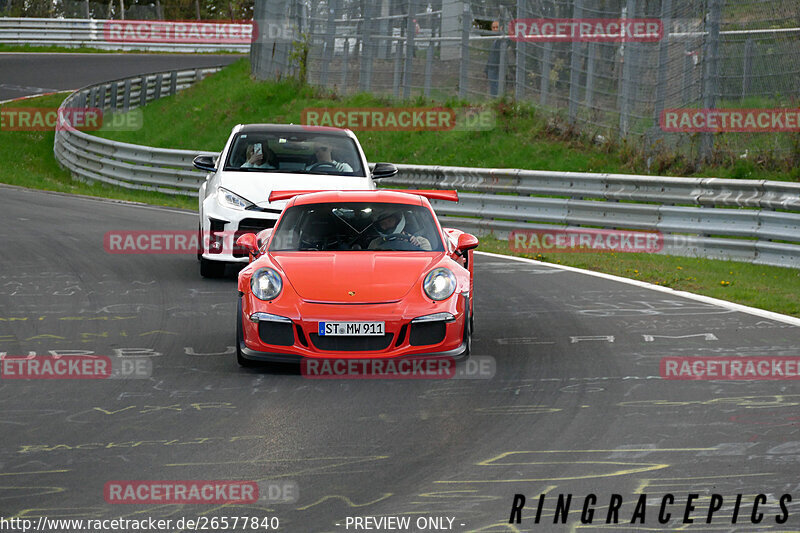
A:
[
  {"xmin": 256, "ymin": 228, "xmax": 273, "ymax": 249},
  {"xmin": 235, "ymin": 233, "xmax": 258, "ymax": 261},
  {"xmin": 193, "ymin": 155, "xmax": 217, "ymax": 173},
  {"xmin": 371, "ymin": 162, "xmax": 398, "ymax": 180},
  {"xmin": 456, "ymin": 233, "xmax": 479, "ymax": 254}
]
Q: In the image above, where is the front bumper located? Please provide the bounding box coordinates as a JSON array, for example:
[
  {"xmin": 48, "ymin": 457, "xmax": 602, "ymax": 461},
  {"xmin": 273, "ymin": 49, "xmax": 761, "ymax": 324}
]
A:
[
  {"xmin": 239, "ymin": 294, "xmax": 469, "ymax": 362},
  {"xmin": 201, "ymin": 204, "xmax": 281, "ymax": 263}
]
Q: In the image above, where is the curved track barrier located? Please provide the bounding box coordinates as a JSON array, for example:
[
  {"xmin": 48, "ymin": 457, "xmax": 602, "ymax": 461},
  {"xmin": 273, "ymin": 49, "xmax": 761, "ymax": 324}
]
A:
[
  {"xmin": 0, "ymin": 17, "xmax": 250, "ymax": 52},
  {"xmin": 52, "ymin": 70, "xmax": 800, "ymax": 269}
]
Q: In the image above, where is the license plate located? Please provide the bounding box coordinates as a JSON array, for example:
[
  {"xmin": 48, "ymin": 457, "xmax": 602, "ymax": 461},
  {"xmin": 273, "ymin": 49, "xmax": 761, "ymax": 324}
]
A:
[{"xmin": 318, "ymin": 321, "xmax": 385, "ymax": 336}]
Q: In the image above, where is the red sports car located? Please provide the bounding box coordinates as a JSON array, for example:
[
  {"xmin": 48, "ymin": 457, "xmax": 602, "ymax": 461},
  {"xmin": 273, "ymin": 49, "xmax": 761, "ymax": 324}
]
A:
[{"xmin": 234, "ymin": 189, "xmax": 478, "ymax": 368}]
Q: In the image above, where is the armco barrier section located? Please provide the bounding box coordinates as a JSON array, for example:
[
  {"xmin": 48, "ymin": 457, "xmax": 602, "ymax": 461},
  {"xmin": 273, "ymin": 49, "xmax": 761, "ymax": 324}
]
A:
[
  {"xmin": 51, "ymin": 70, "xmax": 800, "ymax": 269},
  {"xmin": 53, "ymin": 67, "xmax": 222, "ymax": 195},
  {"xmin": 0, "ymin": 17, "xmax": 250, "ymax": 52}
]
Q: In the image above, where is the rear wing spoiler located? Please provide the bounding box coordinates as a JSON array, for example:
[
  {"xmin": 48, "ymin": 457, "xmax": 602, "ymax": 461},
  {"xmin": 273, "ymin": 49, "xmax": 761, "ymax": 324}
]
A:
[{"xmin": 268, "ymin": 189, "xmax": 459, "ymax": 203}]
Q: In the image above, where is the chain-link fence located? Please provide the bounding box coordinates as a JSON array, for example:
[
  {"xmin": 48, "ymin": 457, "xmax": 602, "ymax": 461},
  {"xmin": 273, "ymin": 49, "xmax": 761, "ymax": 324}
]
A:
[{"xmin": 252, "ymin": 0, "xmax": 800, "ymax": 163}]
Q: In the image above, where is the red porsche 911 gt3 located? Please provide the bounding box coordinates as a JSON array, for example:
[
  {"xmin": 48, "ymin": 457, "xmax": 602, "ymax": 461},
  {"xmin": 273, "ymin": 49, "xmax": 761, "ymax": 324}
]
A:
[{"xmin": 234, "ymin": 189, "xmax": 478, "ymax": 368}]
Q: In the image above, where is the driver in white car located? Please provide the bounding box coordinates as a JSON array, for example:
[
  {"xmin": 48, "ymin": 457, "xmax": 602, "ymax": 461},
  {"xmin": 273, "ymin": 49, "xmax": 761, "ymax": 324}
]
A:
[
  {"xmin": 307, "ymin": 142, "xmax": 353, "ymax": 173},
  {"xmin": 368, "ymin": 209, "xmax": 432, "ymax": 250}
]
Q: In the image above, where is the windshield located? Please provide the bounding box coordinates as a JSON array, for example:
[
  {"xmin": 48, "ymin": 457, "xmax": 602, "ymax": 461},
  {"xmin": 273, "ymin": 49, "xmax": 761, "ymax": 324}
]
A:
[
  {"xmin": 269, "ymin": 202, "xmax": 444, "ymax": 252},
  {"xmin": 223, "ymin": 132, "xmax": 365, "ymax": 177}
]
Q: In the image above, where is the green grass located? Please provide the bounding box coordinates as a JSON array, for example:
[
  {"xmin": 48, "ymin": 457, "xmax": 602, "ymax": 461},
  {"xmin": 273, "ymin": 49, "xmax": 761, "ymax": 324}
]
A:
[
  {"xmin": 2, "ymin": 62, "xmax": 800, "ymax": 317},
  {"xmin": 0, "ymin": 93, "xmax": 195, "ymax": 209},
  {"xmin": 96, "ymin": 59, "xmax": 799, "ymax": 181}
]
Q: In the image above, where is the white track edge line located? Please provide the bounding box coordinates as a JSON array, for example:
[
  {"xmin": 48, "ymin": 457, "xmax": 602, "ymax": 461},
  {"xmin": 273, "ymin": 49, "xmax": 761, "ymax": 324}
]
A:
[{"xmin": 476, "ymin": 250, "xmax": 800, "ymax": 328}]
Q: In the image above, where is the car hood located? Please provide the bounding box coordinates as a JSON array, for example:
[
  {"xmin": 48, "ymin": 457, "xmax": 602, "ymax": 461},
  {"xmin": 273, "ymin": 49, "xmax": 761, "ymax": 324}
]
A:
[
  {"xmin": 270, "ymin": 252, "xmax": 442, "ymax": 303},
  {"xmin": 218, "ymin": 171, "xmax": 373, "ymax": 207}
]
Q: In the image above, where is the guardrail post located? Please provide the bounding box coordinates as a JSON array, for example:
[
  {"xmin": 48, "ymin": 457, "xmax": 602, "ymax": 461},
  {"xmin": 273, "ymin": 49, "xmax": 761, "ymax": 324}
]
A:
[
  {"xmin": 170, "ymin": 71, "xmax": 178, "ymax": 96},
  {"xmin": 139, "ymin": 76, "xmax": 148, "ymax": 107},
  {"xmin": 154, "ymin": 74, "xmax": 163, "ymax": 100},
  {"xmin": 458, "ymin": 2, "xmax": 470, "ymax": 98},
  {"xmin": 110, "ymin": 82, "xmax": 118, "ymax": 110},
  {"xmin": 99, "ymin": 85, "xmax": 108, "ymax": 110},
  {"xmin": 122, "ymin": 79, "xmax": 131, "ymax": 111}
]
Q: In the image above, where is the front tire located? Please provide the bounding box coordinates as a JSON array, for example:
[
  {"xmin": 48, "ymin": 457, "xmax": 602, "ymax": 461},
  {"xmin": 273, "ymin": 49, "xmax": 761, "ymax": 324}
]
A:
[{"xmin": 236, "ymin": 297, "xmax": 258, "ymax": 368}]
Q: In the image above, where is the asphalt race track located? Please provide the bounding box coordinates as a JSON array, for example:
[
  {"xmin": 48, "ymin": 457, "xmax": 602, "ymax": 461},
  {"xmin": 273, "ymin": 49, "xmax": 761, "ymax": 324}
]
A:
[
  {"xmin": 1, "ymin": 185, "xmax": 799, "ymax": 532},
  {"xmin": 0, "ymin": 53, "xmax": 242, "ymax": 101}
]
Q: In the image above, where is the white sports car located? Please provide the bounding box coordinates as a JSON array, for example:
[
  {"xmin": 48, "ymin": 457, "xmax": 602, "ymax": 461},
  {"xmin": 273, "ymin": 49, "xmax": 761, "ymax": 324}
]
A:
[{"xmin": 193, "ymin": 124, "xmax": 397, "ymax": 277}]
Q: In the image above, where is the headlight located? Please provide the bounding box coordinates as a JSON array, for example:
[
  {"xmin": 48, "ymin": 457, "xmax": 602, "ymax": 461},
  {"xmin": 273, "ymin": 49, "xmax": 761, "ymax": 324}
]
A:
[
  {"xmin": 251, "ymin": 268, "xmax": 283, "ymax": 301},
  {"xmin": 217, "ymin": 187, "xmax": 254, "ymax": 210},
  {"xmin": 423, "ymin": 268, "xmax": 457, "ymax": 301}
]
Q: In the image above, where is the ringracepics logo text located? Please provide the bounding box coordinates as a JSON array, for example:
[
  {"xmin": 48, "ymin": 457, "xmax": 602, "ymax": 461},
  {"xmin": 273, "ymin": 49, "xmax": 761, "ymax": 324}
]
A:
[{"xmin": 508, "ymin": 493, "xmax": 792, "ymax": 526}]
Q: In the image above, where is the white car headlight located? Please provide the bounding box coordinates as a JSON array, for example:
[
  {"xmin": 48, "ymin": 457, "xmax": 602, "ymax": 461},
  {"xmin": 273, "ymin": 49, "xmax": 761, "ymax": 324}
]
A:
[
  {"xmin": 218, "ymin": 187, "xmax": 254, "ymax": 210},
  {"xmin": 423, "ymin": 268, "xmax": 457, "ymax": 301},
  {"xmin": 251, "ymin": 268, "xmax": 283, "ymax": 301}
]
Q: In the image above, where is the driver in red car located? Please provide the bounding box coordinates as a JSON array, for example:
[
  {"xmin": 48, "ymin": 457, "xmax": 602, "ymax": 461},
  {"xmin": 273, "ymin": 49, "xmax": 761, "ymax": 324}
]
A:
[
  {"xmin": 306, "ymin": 142, "xmax": 353, "ymax": 173},
  {"xmin": 368, "ymin": 209, "xmax": 432, "ymax": 250}
]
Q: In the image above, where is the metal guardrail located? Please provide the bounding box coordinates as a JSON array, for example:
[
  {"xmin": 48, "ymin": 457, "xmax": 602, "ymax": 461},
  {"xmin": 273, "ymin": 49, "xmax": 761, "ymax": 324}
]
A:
[
  {"xmin": 53, "ymin": 67, "xmax": 221, "ymax": 195},
  {"xmin": 0, "ymin": 17, "xmax": 250, "ymax": 52},
  {"xmin": 51, "ymin": 69, "xmax": 800, "ymax": 270}
]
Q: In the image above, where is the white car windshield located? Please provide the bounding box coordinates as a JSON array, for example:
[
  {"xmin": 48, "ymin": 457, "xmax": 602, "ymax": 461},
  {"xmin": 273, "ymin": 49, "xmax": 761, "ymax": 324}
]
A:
[
  {"xmin": 270, "ymin": 202, "xmax": 444, "ymax": 252},
  {"xmin": 223, "ymin": 132, "xmax": 365, "ymax": 177}
]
